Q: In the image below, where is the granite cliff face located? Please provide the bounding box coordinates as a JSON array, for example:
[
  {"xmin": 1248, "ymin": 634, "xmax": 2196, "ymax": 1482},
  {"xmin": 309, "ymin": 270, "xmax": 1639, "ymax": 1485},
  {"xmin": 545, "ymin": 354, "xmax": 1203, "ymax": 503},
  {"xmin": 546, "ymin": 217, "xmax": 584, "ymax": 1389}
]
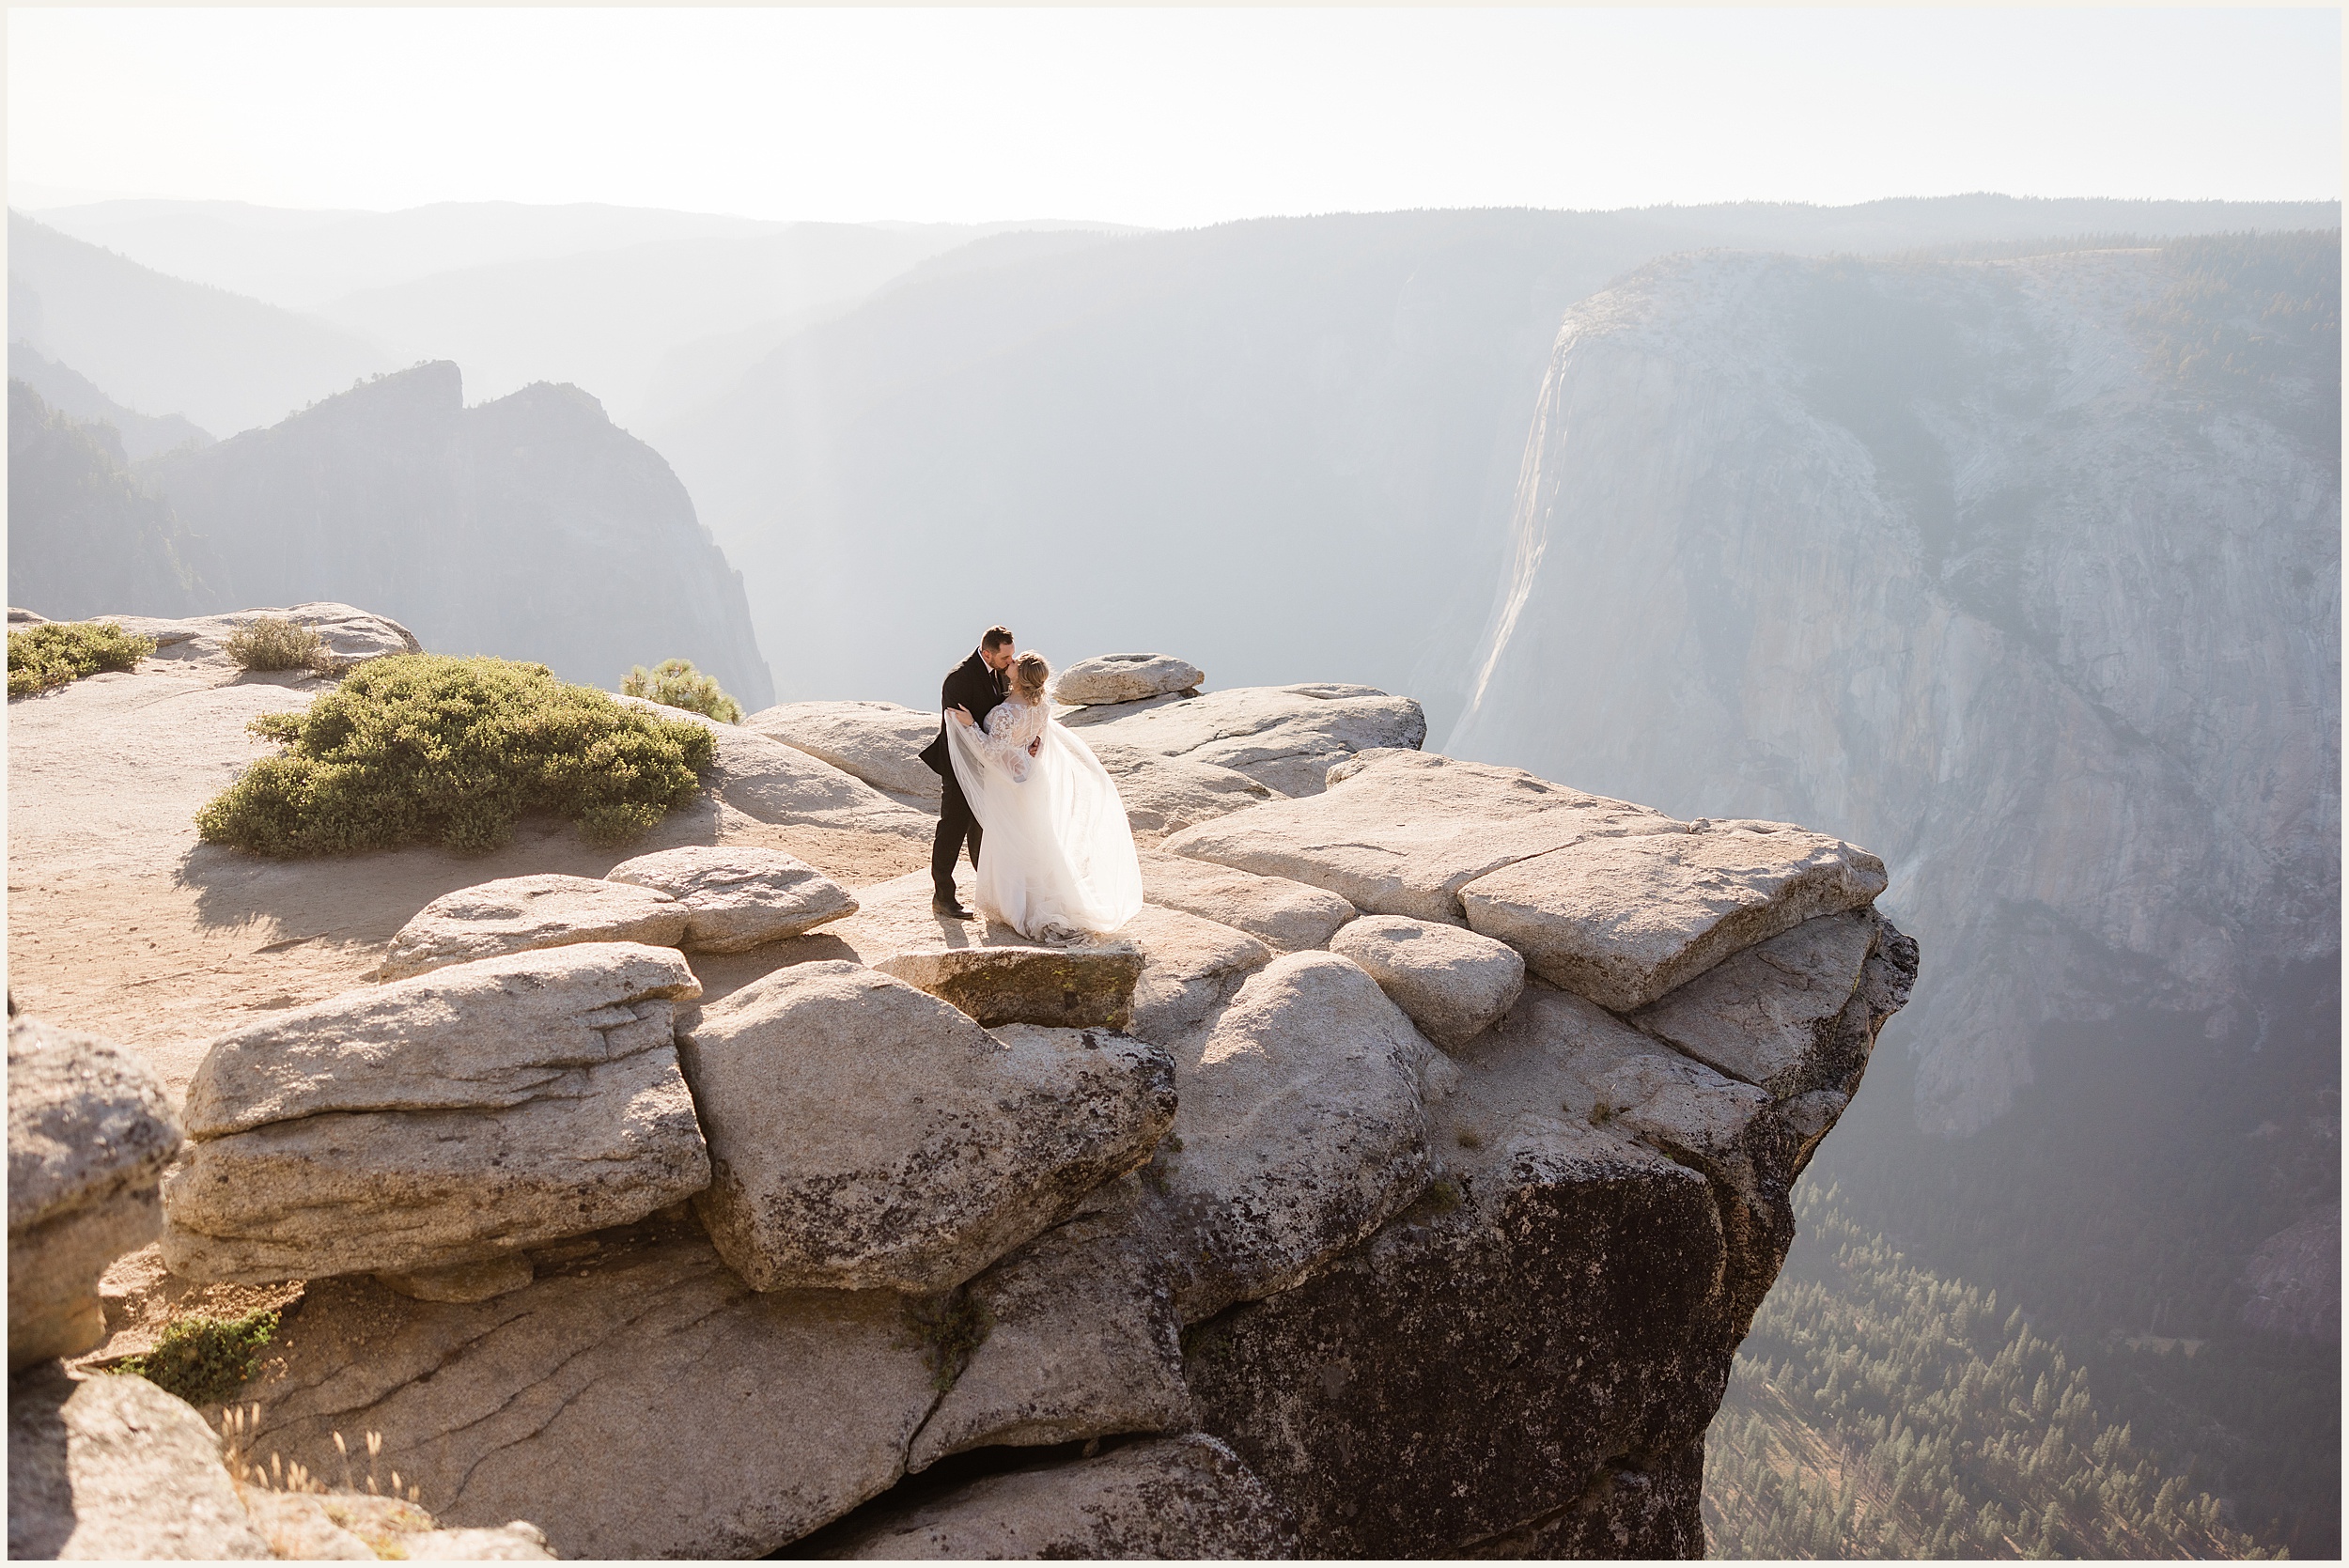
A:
[
  {"xmin": 1448, "ymin": 241, "xmax": 2340, "ymax": 1135},
  {"xmin": 7, "ymin": 625, "xmax": 1910, "ymax": 1558},
  {"xmin": 133, "ymin": 361, "xmax": 774, "ymax": 707}
]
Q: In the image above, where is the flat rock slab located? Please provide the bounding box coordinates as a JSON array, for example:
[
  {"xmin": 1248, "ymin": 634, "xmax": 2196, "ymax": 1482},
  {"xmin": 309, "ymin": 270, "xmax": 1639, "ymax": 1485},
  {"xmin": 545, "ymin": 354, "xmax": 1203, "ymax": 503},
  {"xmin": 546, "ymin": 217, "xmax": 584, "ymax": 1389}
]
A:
[
  {"xmin": 1062, "ymin": 684, "xmax": 1427, "ymax": 798},
  {"xmin": 1164, "ymin": 749, "xmax": 1681, "ymax": 924},
  {"xmin": 8, "ymin": 1363, "xmax": 272, "ymax": 1560},
  {"xmin": 618, "ymin": 695, "xmax": 935, "ymax": 841},
  {"xmin": 743, "ymin": 700, "xmax": 943, "ymax": 803},
  {"xmin": 1631, "ymin": 908, "xmax": 1882, "ymax": 1097},
  {"xmin": 678, "ymin": 963, "xmax": 1176, "ymax": 1293},
  {"xmin": 819, "ymin": 873, "xmax": 1271, "ymax": 1046},
  {"xmin": 99, "ymin": 602, "xmax": 422, "ymax": 669},
  {"xmin": 1088, "ymin": 741, "xmax": 1274, "ymax": 839},
  {"xmin": 8, "ymin": 1017, "xmax": 181, "ymax": 1370},
  {"xmin": 1156, "ymin": 952, "xmax": 1436, "ymax": 1322},
  {"xmin": 605, "ymin": 845, "xmax": 857, "ymax": 952},
  {"xmin": 1139, "ymin": 850, "xmax": 1356, "ymax": 953},
  {"xmin": 825, "ymin": 1434, "xmax": 1298, "ymax": 1559},
  {"xmin": 161, "ymin": 943, "xmax": 710, "ymax": 1283},
  {"xmin": 1055, "ymin": 653, "xmax": 1207, "ymax": 706},
  {"xmin": 1330, "ymin": 915, "xmax": 1526, "ymax": 1049},
  {"xmin": 907, "ymin": 1178, "xmax": 1191, "ymax": 1472},
  {"xmin": 237, "ymin": 1219, "xmax": 941, "ymax": 1560},
  {"xmin": 375, "ymin": 873, "xmax": 688, "ymax": 979},
  {"xmin": 1459, "ymin": 820, "xmax": 1889, "ymax": 1012},
  {"xmin": 876, "ymin": 943, "xmax": 1143, "ymax": 1030}
]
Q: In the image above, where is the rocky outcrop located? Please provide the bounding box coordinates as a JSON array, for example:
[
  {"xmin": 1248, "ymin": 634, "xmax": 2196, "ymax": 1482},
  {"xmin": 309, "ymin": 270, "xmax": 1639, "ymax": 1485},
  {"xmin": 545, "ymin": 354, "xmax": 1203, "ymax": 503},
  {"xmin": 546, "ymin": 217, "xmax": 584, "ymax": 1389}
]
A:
[
  {"xmin": 1330, "ymin": 914, "xmax": 1526, "ymax": 1048},
  {"xmin": 101, "ymin": 603, "xmax": 422, "ymax": 670},
  {"xmin": 8, "ymin": 611, "xmax": 1921, "ymax": 1560},
  {"xmin": 1064, "ymin": 684, "xmax": 1428, "ymax": 797},
  {"xmin": 824, "ymin": 1434, "xmax": 1299, "ymax": 1559},
  {"xmin": 604, "ymin": 845, "xmax": 858, "ymax": 951},
  {"xmin": 677, "ymin": 962, "xmax": 1176, "ymax": 1292},
  {"xmin": 1055, "ymin": 653, "xmax": 1206, "ymax": 706},
  {"xmin": 744, "ymin": 699, "xmax": 943, "ymax": 803},
  {"xmin": 8, "ymin": 1017, "xmax": 182, "ymax": 1369},
  {"xmin": 1183, "ymin": 920, "xmax": 1917, "ymax": 1556},
  {"xmin": 160, "ymin": 944, "xmax": 710, "ymax": 1282},
  {"xmin": 375, "ymin": 873, "xmax": 689, "ymax": 979}
]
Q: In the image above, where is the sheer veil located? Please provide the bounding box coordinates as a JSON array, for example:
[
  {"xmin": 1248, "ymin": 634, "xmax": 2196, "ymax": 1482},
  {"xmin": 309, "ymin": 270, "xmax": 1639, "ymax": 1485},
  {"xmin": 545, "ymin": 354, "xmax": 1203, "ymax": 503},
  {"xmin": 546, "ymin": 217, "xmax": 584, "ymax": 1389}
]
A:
[{"xmin": 945, "ymin": 695, "xmax": 1143, "ymax": 938}]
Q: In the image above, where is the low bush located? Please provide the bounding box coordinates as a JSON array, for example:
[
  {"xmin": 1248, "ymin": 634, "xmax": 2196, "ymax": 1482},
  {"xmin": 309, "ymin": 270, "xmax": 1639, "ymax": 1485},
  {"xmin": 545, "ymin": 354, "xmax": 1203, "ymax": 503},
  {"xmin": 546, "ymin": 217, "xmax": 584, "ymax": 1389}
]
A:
[
  {"xmin": 116, "ymin": 1308, "xmax": 280, "ymax": 1406},
  {"xmin": 7, "ymin": 621, "xmax": 157, "ymax": 697},
  {"xmin": 225, "ymin": 616, "xmax": 342, "ymax": 676},
  {"xmin": 622, "ymin": 658, "xmax": 744, "ymax": 724},
  {"xmin": 195, "ymin": 654, "xmax": 716, "ymax": 856}
]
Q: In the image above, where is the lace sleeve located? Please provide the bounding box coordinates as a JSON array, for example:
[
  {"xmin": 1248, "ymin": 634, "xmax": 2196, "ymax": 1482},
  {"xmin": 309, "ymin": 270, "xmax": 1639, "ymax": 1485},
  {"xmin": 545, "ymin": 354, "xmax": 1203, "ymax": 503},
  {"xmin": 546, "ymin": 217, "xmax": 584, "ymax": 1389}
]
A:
[{"xmin": 972, "ymin": 699, "xmax": 1045, "ymax": 781}]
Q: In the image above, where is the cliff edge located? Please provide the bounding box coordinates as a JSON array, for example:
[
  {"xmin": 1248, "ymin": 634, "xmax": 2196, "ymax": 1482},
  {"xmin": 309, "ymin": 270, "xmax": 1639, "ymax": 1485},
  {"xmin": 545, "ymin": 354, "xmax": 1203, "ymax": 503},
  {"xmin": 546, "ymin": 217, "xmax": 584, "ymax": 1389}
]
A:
[{"xmin": 7, "ymin": 626, "xmax": 1913, "ymax": 1558}]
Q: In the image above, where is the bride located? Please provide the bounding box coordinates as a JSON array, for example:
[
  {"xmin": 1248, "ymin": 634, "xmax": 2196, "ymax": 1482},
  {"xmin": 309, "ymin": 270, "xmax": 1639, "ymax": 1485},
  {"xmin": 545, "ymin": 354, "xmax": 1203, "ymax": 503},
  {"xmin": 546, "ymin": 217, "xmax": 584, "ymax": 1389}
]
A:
[{"xmin": 944, "ymin": 650, "xmax": 1143, "ymax": 942}]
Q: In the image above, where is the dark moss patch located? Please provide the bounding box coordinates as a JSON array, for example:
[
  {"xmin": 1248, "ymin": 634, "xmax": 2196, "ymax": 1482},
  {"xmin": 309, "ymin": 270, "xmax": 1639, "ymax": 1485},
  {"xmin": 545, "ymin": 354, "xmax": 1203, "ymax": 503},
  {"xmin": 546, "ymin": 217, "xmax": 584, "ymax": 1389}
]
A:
[{"xmin": 116, "ymin": 1308, "xmax": 280, "ymax": 1406}]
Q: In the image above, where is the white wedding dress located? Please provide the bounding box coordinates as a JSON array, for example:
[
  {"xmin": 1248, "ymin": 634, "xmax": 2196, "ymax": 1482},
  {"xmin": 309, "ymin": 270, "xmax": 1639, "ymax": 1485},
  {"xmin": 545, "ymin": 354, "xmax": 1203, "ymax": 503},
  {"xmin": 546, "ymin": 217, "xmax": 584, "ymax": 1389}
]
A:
[{"xmin": 945, "ymin": 691, "xmax": 1143, "ymax": 939}]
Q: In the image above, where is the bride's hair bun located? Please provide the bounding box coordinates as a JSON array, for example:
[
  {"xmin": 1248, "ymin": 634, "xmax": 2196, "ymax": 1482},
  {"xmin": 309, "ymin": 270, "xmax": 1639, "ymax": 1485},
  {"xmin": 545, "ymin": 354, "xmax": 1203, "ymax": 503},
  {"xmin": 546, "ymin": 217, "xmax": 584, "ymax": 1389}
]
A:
[{"xmin": 1011, "ymin": 650, "xmax": 1051, "ymax": 705}]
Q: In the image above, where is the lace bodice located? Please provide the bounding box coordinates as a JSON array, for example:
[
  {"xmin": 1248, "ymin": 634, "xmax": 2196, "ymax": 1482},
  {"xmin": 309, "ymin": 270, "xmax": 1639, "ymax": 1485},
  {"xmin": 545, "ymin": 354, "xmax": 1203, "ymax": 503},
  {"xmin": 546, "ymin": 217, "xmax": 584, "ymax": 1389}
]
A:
[{"xmin": 969, "ymin": 695, "xmax": 1049, "ymax": 783}]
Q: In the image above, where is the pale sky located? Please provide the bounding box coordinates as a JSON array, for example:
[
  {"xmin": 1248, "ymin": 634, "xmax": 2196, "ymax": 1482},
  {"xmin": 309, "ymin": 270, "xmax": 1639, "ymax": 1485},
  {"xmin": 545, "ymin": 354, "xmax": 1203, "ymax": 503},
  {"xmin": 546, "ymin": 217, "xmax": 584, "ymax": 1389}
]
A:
[{"xmin": 8, "ymin": 7, "xmax": 2341, "ymax": 225}]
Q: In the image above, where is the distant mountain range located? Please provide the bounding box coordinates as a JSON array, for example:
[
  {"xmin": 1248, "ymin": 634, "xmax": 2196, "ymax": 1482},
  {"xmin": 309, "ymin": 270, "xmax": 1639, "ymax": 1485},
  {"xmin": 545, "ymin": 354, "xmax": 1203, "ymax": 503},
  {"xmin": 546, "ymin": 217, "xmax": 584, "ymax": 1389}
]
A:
[
  {"xmin": 20, "ymin": 200, "xmax": 1145, "ymax": 428},
  {"xmin": 9, "ymin": 361, "xmax": 772, "ymax": 707},
  {"xmin": 8, "ymin": 210, "xmax": 388, "ymax": 439}
]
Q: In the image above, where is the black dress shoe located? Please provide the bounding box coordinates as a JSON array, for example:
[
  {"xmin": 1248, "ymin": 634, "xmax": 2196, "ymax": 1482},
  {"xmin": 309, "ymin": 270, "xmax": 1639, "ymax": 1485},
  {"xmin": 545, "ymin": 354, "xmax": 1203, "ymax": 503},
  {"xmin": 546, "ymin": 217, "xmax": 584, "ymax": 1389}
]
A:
[{"xmin": 932, "ymin": 897, "xmax": 975, "ymax": 919}]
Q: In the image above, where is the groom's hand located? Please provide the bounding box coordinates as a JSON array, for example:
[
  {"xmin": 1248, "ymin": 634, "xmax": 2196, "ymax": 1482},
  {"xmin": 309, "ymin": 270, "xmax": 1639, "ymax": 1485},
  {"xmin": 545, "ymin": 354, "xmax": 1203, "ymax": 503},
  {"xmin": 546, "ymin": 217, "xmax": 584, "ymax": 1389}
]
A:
[{"xmin": 1028, "ymin": 738, "xmax": 1041, "ymax": 758}]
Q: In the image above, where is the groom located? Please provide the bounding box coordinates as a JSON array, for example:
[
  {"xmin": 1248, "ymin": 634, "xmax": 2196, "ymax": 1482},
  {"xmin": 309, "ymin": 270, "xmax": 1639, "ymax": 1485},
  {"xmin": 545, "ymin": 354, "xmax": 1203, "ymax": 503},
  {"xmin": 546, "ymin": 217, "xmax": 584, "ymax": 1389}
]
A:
[{"xmin": 918, "ymin": 625, "xmax": 1016, "ymax": 918}]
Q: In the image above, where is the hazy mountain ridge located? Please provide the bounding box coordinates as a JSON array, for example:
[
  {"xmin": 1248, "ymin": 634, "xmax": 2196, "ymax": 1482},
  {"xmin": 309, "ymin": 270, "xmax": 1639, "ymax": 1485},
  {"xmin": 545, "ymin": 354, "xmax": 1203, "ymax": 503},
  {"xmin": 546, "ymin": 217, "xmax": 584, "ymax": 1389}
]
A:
[
  {"xmin": 132, "ymin": 362, "xmax": 773, "ymax": 706},
  {"xmin": 6, "ymin": 339, "xmax": 213, "ymax": 461},
  {"xmin": 7, "ymin": 210, "xmax": 389, "ymax": 437}
]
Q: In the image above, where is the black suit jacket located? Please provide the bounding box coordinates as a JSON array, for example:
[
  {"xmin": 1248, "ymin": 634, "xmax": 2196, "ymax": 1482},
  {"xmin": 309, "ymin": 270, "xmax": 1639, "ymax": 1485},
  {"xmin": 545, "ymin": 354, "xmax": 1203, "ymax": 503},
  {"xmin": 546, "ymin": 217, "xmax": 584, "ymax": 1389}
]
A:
[{"xmin": 919, "ymin": 650, "xmax": 1008, "ymax": 777}]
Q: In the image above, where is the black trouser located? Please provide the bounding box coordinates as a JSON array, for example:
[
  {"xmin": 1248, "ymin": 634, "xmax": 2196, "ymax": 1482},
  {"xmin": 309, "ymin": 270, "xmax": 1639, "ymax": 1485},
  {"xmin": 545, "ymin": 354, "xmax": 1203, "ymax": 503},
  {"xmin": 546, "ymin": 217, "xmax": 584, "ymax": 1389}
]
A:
[{"xmin": 932, "ymin": 769, "xmax": 984, "ymax": 899}]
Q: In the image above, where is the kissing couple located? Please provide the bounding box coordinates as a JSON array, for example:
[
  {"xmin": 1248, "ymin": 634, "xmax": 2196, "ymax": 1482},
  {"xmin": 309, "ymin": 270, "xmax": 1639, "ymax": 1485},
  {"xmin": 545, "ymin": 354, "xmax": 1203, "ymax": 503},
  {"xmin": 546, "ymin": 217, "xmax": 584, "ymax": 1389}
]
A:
[{"xmin": 916, "ymin": 625, "xmax": 1144, "ymax": 944}]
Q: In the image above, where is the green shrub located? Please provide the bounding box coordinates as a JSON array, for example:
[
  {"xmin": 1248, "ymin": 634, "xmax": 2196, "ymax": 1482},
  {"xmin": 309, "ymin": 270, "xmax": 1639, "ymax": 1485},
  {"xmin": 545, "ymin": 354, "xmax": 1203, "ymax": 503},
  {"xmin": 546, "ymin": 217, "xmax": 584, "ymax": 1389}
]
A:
[
  {"xmin": 622, "ymin": 659, "xmax": 743, "ymax": 724},
  {"xmin": 225, "ymin": 616, "xmax": 341, "ymax": 676},
  {"xmin": 7, "ymin": 621, "xmax": 157, "ymax": 697},
  {"xmin": 194, "ymin": 654, "xmax": 716, "ymax": 856},
  {"xmin": 117, "ymin": 1308, "xmax": 279, "ymax": 1406}
]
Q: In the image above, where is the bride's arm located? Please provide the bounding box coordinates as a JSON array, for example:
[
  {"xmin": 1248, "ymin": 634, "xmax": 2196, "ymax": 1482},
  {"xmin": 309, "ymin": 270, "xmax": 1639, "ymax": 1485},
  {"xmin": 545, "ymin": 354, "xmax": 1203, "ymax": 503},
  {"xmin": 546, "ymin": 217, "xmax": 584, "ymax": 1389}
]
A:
[{"xmin": 972, "ymin": 700, "xmax": 1041, "ymax": 780}]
